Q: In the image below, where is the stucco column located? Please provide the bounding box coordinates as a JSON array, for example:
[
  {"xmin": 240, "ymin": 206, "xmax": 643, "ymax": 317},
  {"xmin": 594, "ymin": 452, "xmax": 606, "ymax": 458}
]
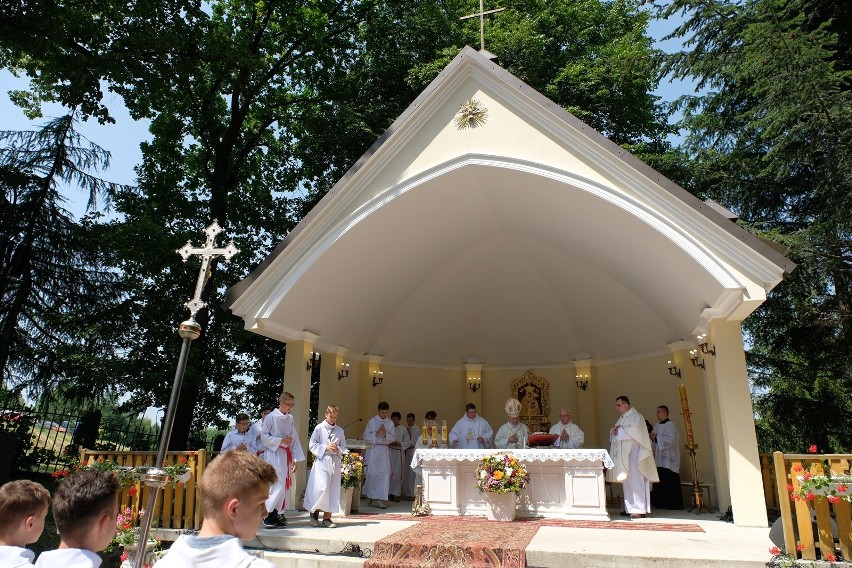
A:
[
  {"xmin": 283, "ymin": 334, "xmax": 316, "ymax": 507},
  {"xmin": 708, "ymin": 319, "xmax": 767, "ymax": 527}
]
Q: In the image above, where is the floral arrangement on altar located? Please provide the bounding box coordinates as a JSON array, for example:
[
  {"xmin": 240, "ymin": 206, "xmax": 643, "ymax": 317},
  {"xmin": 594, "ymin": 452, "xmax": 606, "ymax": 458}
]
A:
[
  {"xmin": 475, "ymin": 452, "xmax": 530, "ymax": 495},
  {"xmin": 788, "ymin": 445, "xmax": 852, "ymax": 504},
  {"xmin": 341, "ymin": 450, "xmax": 364, "ymax": 489}
]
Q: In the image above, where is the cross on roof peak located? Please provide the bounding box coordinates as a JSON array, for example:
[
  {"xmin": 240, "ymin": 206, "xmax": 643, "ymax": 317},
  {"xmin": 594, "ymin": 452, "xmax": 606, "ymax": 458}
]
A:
[{"xmin": 460, "ymin": 0, "xmax": 505, "ymax": 54}]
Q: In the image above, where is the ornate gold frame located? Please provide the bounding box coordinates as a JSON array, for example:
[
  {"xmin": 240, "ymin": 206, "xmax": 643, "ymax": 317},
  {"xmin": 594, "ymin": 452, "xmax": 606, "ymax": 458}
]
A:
[{"xmin": 510, "ymin": 369, "xmax": 551, "ymax": 434}]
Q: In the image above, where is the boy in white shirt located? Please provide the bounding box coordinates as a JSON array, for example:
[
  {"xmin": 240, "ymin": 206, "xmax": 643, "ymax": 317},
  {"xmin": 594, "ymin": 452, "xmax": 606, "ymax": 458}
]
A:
[
  {"xmin": 220, "ymin": 412, "xmax": 257, "ymax": 454},
  {"xmin": 154, "ymin": 451, "xmax": 277, "ymax": 567},
  {"xmin": 35, "ymin": 469, "xmax": 119, "ymax": 568},
  {"xmin": 0, "ymin": 480, "xmax": 50, "ymax": 567}
]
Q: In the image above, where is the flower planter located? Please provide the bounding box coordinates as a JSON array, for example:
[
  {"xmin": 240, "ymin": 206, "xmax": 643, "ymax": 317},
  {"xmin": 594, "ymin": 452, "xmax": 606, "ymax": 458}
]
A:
[
  {"xmin": 120, "ymin": 540, "xmax": 158, "ymax": 568},
  {"xmin": 174, "ymin": 471, "xmax": 191, "ymax": 484},
  {"xmin": 340, "ymin": 486, "xmax": 355, "ymax": 516},
  {"xmin": 485, "ymin": 492, "xmax": 517, "ymax": 521}
]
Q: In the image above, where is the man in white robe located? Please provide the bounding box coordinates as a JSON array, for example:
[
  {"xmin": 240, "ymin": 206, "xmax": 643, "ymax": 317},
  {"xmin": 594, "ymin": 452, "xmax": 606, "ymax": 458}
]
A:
[
  {"xmin": 387, "ymin": 411, "xmax": 409, "ymax": 502},
  {"xmin": 606, "ymin": 395, "xmax": 659, "ymax": 518},
  {"xmin": 261, "ymin": 392, "xmax": 305, "ymax": 527},
  {"xmin": 402, "ymin": 412, "xmax": 419, "ymax": 499},
  {"xmin": 494, "ymin": 398, "xmax": 529, "ymax": 449},
  {"xmin": 363, "ymin": 401, "xmax": 396, "ymax": 508},
  {"xmin": 549, "ymin": 408, "xmax": 585, "ymax": 449},
  {"xmin": 449, "ymin": 403, "xmax": 493, "ymax": 449},
  {"xmin": 650, "ymin": 405, "xmax": 684, "ymax": 509},
  {"xmin": 304, "ymin": 405, "xmax": 346, "ymax": 527},
  {"xmin": 249, "ymin": 406, "xmax": 272, "ymax": 456}
]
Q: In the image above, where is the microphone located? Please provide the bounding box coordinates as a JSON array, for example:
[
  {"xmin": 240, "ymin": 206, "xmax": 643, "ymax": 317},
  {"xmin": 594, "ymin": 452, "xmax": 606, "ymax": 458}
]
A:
[{"xmin": 342, "ymin": 418, "xmax": 363, "ymax": 430}]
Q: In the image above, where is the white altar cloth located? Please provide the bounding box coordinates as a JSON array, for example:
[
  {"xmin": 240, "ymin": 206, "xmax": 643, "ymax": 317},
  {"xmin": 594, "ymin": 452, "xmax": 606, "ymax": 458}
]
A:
[{"xmin": 411, "ymin": 448, "xmax": 614, "ymax": 520}]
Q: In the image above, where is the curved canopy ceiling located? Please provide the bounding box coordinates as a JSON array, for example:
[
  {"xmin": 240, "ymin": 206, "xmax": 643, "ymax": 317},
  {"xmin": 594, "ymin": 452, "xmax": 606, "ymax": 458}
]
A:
[{"xmin": 260, "ymin": 162, "xmax": 727, "ymax": 366}]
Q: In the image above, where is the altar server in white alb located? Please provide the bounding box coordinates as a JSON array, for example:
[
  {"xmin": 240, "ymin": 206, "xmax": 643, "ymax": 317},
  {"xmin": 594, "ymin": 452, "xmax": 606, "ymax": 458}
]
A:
[
  {"xmin": 249, "ymin": 405, "xmax": 273, "ymax": 456},
  {"xmin": 402, "ymin": 413, "xmax": 419, "ymax": 500},
  {"xmin": 363, "ymin": 401, "xmax": 396, "ymax": 509},
  {"xmin": 606, "ymin": 395, "xmax": 659, "ymax": 519},
  {"xmin": 304, "ymin": 405, "xmax": 346, "ymax": 528},
  {"xmin": 387, "ymin": 411, "xmax": 409, "ymax": 502},
  {"xmin": 650, "ymin": 405, "xmax": 684, "ymax": 510},
  {"xmin": 261, "ymin": 391, "xmax": 305, "ymax": 528},
  {"xmin": 549, "ymin": 408, "xmax": 585, "ymax": 449},
  {"xmin": 449, "ymin": 403, "xmax": 493, "ymax": 449},
  {"xmin": 220, "ymin": 412, "xmax": 258, "ymax": 454},
  {"xmin": 494, "ymin": 398, "xmax": 529, "ymax": 449}
]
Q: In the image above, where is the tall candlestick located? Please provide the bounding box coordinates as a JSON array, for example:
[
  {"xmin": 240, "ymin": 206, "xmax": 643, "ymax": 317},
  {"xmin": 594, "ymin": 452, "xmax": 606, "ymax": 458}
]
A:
[
  {"xmin": 431, "ymin": 424, "xmax": 438, "ymax": 446},
  {"xmin": 679, "ymin": 383, "xmax": 696, "ymax": 447},
  {"xmin": 441, "ymin": 420, "xmax": 448, "ymax": 444},
  {"xmin": 422, "ymin": 422, "xmax": 428, "ymax": 444}
]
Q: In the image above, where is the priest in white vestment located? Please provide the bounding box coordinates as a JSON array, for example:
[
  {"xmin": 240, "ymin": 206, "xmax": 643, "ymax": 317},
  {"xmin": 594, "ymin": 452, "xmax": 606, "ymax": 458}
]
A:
[
  {"xmin": 606, "ymin": 395, "xmax": 659, "ymax": 518},
  {"xmin": 363, "ymin": 401, "xmax": 396, "ymax": 508},
  {"xmin": 494, "ymin": 398, "xmax": 529, "ymax": 449},
  {"xmin": 449, "ymin": 403, "xmax": 493, "ymax": 449},
  {"xmin": 261, "ymin": 393, "xmax": 305, "ymax": 525},
  {"xmin": 304, "ymin": 405, "xmax": 346, "ymax": 527},
  {"xmin": 549, "ymin": 408, "xmax": 585, "ymax": 449}
]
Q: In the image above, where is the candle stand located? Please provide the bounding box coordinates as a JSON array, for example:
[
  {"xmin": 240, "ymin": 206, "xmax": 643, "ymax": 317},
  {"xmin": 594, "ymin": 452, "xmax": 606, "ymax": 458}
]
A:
[{"xmin": 686, "ymin": 443, "xmax": 707, "ymax": 513}]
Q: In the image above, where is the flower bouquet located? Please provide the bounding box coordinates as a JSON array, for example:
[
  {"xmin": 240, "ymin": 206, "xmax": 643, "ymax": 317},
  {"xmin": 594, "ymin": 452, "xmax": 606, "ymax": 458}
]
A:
[
  {"xmin": 341, "ymin": 451, "xmax": 364, "ymax": 489},
  {"xmin": 475, "ymin": 453, "xmax": 530, "ymax": 495}
]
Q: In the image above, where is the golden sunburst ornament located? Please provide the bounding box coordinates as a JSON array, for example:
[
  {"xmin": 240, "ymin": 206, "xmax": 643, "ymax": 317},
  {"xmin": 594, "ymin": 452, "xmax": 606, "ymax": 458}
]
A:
[{"xmin": 454, "ymin": 98, "xmax": 489, "ymax": 130}]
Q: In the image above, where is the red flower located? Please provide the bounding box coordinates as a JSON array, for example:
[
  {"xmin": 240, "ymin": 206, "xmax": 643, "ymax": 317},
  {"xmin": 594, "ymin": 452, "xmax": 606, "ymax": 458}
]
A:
[
  {"xmin": 828, "ymin": 495, "xmax": 841, "ymax": 504},
  {"xmin": 786, "ymin": 484, "xmax": 794, "ymax": 492},
  {"xmin": 838, "ymin": 484, "xmax": 848, "ymax": 493},
  {"xmin": 826, "ymin": 554, "xmax": 837, "ymax": 561},
  {"xmin": 128, "ymin": 487, "xmax": 138, "ymax": 496},
  {"xmin": 792, "ymin": 464, "xmax": 804, "ymax": 472},
  {"xmin": 179, "ymin": 456, "xmax": 188, "ymax": 464},
  {"xmin": 806, "ymin": 492, "xmax": 816, "ymax": 502},
  {"xmin": 808, "ymin": 445, "xmax": 818, "ymax": 453},
  {"xmin": 120, "ymin": 552, "xmax": 128, "ymax": 562},
  {"xmin": 803, "ymin": 473, "xmax": 811, "ymax": 481},
  {"xmin": 769, "ymin": 546, "xmax": 781, "ymax": 555},
  {"xmin": 51, "ymin": 469, "xmax": 69, "ymax": 479},
  {"xmin": 796, "ymin": 544, "xmax": 806, "ymax": 552}
]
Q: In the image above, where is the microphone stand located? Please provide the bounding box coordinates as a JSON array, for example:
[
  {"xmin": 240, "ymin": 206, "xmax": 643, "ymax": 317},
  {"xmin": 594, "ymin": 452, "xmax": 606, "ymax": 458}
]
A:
[{"xmin": 341, "ymin": 418, "xmax": 363, "ymax": 431}]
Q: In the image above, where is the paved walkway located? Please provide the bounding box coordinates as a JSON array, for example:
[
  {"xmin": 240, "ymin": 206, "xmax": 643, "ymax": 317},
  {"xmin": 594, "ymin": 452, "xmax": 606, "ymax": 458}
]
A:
[{"xmin": 216, "ymin": 498, "xmax": 775, "ymax": 567}]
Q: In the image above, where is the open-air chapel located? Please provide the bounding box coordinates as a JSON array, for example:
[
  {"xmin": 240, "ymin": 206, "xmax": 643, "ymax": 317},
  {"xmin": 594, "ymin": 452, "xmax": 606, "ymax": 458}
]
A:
[{"xmin": 226, "ymin": 46, "xmax": 794, "ymax": 529}]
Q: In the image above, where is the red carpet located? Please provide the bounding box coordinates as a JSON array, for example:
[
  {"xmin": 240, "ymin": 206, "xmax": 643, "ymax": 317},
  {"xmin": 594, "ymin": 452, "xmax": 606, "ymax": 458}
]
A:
[
  {"xmin": 364, "ymin": 518, "xmax": 537, "ymax": 568},
  {"xmin": 360, "ymin": 514, "xmax": 703, "ymax": 568}
]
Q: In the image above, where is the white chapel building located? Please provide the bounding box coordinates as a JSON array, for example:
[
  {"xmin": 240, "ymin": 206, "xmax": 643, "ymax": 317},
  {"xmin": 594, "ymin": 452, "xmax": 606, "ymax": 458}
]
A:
[{"xmin": 226, "ymin": 47, "xmax": 794, "ymax": 527}]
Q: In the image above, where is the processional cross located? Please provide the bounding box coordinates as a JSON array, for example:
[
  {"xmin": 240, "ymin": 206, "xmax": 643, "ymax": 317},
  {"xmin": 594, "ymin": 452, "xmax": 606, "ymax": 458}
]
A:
[
  {"xmin": 177, "ymin": 219, "xmax": 240, "ymax": 319},
  {"xmin": 460, "ymin": 0, "xmax": 505, "ymax": 52},
  {"xmin": 133, "ymin": 220, "xmax": 239, "ymax": 568}
]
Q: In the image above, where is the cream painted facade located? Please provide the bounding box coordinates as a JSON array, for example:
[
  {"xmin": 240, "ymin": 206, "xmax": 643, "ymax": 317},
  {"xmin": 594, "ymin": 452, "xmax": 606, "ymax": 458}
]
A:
[{"xmin": 227, "ymin": 48, "xmax": 793, "ymax": 527}]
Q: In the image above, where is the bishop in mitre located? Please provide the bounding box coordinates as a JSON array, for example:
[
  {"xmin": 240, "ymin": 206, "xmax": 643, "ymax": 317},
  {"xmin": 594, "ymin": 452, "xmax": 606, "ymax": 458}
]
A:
[{"xmin": 494, "ymin": 398, "xmax": 529, "ymax": 449}]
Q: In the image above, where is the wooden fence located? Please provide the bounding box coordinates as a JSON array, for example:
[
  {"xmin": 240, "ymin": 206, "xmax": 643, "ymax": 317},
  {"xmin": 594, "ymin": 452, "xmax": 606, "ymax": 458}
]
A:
[
  {"xmin": 770, "ymin": 451, "xmax": 852, "ymax": 562},
  {"xmin": 79, "ymin": 449, "xmax": 207, "ymax": 531}
]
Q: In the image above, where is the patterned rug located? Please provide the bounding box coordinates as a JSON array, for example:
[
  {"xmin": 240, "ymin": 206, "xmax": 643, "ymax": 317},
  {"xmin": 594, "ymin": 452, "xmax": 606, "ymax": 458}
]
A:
[
  {"xmin": 363, "ymin": 519, "xmax": 537, "ymax": 568},
  {"xmin": 355, "ymin": 512, "xmax": 705, "ymax": 533}
]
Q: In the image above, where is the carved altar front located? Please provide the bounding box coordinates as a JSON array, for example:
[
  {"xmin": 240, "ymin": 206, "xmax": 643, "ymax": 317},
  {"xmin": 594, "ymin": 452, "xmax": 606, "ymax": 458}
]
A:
[{"xmin": 512, "ymin": 369, "xmax": 551, "ymax": 433}]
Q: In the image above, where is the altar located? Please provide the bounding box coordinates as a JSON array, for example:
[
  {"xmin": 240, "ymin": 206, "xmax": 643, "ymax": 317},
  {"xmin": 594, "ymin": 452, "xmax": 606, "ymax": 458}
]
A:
[{"xmin": 411, "ymin": 448, "xmax": 614, "ymax": 520}]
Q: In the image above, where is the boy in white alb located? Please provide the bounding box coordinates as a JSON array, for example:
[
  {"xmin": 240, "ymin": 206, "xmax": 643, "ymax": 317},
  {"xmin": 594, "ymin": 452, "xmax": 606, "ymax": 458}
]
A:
[
  {"xmin": 249, "ymin": 406, "xmax": 273, "ymax": 456},
  {"xmin": 34, "ymin": 469, "xmax": 119, "ymax": 568},
  {"xmin": 304, "ymin": 405, "xmax": 346, "ymax": 527},
  {"xmin": 387, "ymin": 411, "xmax": 409, "ymax": 502},
  {"xmin": 0, "ymin": 480, "xmax": 50, "ymax": 567},
  {"xmin": 260, "ymin": 391, "xmax": 305, "ymax": 528},
  {"xmin": 220, "ymin": 412, "xmax": 258, "ymax": 454},
  {"xmin": 154, "ymin": 451, "xmax": 277, "ymax": 567}
]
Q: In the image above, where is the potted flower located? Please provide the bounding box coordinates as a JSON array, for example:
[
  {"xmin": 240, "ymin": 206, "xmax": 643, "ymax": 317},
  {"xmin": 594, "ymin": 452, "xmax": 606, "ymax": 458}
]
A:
[
  {"xmin": 111, "ymin": 507, "xmax": 158, "ymax": 567},
  {"xmin": 475, "ymin": 453, "xmax": 530, "ymax": 521},
  {"xmin": 163, "ymin": 456, "xmax": 192, "ymax": 486},
  {"xmin": 340, "ymin": 451, "xmax": 364, "ymax": 515}
]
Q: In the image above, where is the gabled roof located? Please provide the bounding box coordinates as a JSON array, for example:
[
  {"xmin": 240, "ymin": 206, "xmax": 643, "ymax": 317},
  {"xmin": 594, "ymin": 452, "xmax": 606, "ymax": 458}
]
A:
[{"xmin": 225, "ymin": 47, "xmax": 793, "ymax": 367}]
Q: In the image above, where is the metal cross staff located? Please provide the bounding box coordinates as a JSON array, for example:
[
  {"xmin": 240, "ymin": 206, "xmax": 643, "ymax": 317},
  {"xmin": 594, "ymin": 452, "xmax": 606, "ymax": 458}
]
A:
[
  {"xmin": 460, "ymin": 0, "xmax": 505, "ymax": 51},
  {"xmin": 133, "ymin": 219, "xmax": 239, "ymax": 568}
]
